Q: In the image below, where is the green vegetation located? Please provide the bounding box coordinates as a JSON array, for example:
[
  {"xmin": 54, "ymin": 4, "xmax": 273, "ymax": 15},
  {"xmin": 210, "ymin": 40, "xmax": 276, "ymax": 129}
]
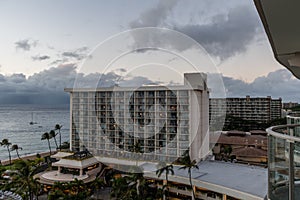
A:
[
  {"xmin": 0, "ymin": 125, "xmax": 205, "ymax": 200},
  {"xmin": 223, "ymin": 115, "xmax": 287, "ymax": 131},
  {"xmin": 0, "ymin": 139, "xmax": 12, "ymax": 165},
  {"xmin": 178, "ymin": 150, "xmax": 199, "ymax": 200},
  {"xmin": 11, "ymin": 144, "xmax": 23, "ymax": 159},
  {"xmin": 90, "ymin": 177, "xmax": 105, "ymax": 199},
  {"xmin": 156, "ymin": 162, "xmax": 174, "ymax": 199},
  {"xmin": 55, "ymin": 124, "xmax": 63, "ymax": 150},
  {"xmin": 60, "ymin": 141, "xmax": 70, "ymax": 150},
  {"xmin": 110, "ymin": 170, "xmax": 162, "ymax": 200},
  {"xmin": 41, "ymin": 132, "xmax": 53, "ymax": 155},
  {"xmin": 49, "ymin": 130, "xmax": 58, "ymax": 150},
  {"xmin": 215, "ymin": 145, "xmax": 233, "ymax": 162},
  {"xmin": 1, "ymin": 159, "xmax": 43, "ymax": 200},
  {"xmin": 290, "ymin": 105, "xmax": 300, "ymax": 111},
  {"xmin": 48, "ymin": 179, "xmax": 91, "ymax": 200}
]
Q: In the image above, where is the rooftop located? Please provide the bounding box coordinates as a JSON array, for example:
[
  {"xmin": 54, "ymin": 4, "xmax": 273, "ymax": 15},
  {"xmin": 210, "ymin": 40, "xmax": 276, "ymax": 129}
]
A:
[
  {"xmin": 249, "ymin": 130, "xmax": 268, "ymax": 136},
  {"xmin": 232, "ymin": 147, "xmax": 267, "ymax": 158},
  {"xmin": 142, "ymin": 160, "xmax": 267, "ymax": 200},
  {"xmin": 64, "ymin": 85, "xmax": 206, "ymax": 92},
  {"xmin": 210, "ymin": 132, "xmax": 267, "ymax": 147}
]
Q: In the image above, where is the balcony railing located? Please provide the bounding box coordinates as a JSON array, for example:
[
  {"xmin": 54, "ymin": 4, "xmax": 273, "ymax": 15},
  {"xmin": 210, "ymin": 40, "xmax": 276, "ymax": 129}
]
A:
[{"xmin": 266, "ymin": 124, "xmax": 300, "ymax": 200}]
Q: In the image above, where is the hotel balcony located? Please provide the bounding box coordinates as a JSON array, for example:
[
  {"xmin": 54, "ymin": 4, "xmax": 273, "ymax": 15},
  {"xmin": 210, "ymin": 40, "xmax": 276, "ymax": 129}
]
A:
[{"xmin": 266, "ymin": 124, "xmax": 300, "ymax": 200}]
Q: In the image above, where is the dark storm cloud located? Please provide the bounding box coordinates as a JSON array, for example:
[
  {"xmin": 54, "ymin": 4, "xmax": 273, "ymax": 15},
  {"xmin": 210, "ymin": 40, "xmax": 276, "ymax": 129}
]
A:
[
  {"xmin": 8, "ymin": 74, "xmax": 26, "ymax": 83},
  {"xmin": 129, "ymin": 1, "xmax": 261, "ymax": 60},
  {"xmin": 175, "ymin": 5, "xmax": 261, "ymax": 59},
  {"xmin": 0, "ymin": 64, "xmax": 77, "ymax": 104},
  {"xmin": 220, "ymin": 69, "xmax": 300, "ymax": 101},
  {"xmin": 31, "ymin": 55, "xmax": 50, "ymax": 61},
  {"xmin": 15, "ymin": 39, "xmax": 38, "ymax": 51},
  {"xmin": 0, "ymin": 74, "xmax": 5, "ymax": 82},
  {"xmin": 0, "ymin": 65, "xmax": 159, "ymax": 104},
  {"xmin": 0, "ymin": 66, "xmax": 298, "ymax": 104}
]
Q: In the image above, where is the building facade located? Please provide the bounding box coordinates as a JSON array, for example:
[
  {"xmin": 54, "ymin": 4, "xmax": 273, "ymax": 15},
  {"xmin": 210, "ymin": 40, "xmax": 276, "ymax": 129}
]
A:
[
  {"xmin": 283, "ymin": 102, "xmax": 299, "ymax": 109},
  {"xmin": 210, "ymin": 95, "xmax": 282, "ymax": 124},
  {"xmin": 65, "ymin": 73, "xmax": 209, "ymax": 163}
]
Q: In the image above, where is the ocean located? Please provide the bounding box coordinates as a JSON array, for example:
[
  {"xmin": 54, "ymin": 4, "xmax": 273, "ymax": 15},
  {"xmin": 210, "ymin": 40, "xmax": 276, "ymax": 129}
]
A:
[{"xmin": 0, "ymin": 104, "xmax": 70, "ymax": 161}]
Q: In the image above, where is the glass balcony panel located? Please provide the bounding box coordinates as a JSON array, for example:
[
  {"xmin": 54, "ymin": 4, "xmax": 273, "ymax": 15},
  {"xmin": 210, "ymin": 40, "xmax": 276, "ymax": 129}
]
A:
[{"xmin": 267, "ymin": 124, "xmax": 300, "ymax": 200}]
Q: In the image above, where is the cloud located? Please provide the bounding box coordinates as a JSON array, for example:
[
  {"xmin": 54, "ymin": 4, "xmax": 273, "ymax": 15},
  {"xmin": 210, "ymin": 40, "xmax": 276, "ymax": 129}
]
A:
[
  {"xmin": 8, "ymin": 74, "xmax": 26, "ymax": 83},
  {"xmin": 61, "ymin": 47, "xmax": 88, "ymax": 61},
  {"xmin": 15, "ymin": 39, "xmax": 38, "ymax": 51},
  {"xmin": 129, "ymin": 1, "xmax": 261, "ymax": 60},
  {"xmin": 49, "ymin": 59, "xmax": 65, "ymax": 66},
  {"xmin": 0, "ymin": 65, "xmax": 298, "ymax": 104},
  {"xmin": 130, "ymin": 0, "xmax": 179, "ymax": 28},
  {"xmin": 221, "ymin": 69, "xmax": 300, "ymax": 101},
  {"xmin": 174, "ymin": 5, "xmax": 261, "ymax": 59},
  {"xmin": 0, "ymin": 65, "xmax": 159, "ymax": 104},
  {"xmin": 31, "ymin": 55, "xmax": 50, "ymax": 61}
]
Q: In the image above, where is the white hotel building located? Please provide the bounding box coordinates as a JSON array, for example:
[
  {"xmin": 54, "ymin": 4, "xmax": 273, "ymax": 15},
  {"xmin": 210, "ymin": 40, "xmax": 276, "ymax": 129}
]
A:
[
  {"xmin": 65, "ymin": 73, "xmax": 209, "ymax": 164},
  {"xmin": 64, "ymin": 72, "xmax": 268, "ymax": 199}
]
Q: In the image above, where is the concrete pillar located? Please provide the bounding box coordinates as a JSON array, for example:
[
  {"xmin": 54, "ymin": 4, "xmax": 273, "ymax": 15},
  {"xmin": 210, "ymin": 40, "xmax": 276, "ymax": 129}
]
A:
[
  {"xmin": 222, "ymin": 194, "xmax": 227, "ymax": 200},
  {"xmin": 57, "ymin": 166, "xmax": 61, "ymax": 175},
  {"xmin": 79, "ymin": 168, "xmax": 83, "ymax": 176}
]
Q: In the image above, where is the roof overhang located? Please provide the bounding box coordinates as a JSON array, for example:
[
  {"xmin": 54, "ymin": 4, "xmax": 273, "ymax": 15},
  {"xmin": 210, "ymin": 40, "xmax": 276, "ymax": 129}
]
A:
[
  {"xmin": 254, "ymin": 0, "xmax": 300, "ymax": 79},
  {"xmin": 52, "ymin": 157, "xmax": 99, "ymax": 169},
  {"xmin": 50, "ymin": 151, "xmax": 74, "ymax": 159}
]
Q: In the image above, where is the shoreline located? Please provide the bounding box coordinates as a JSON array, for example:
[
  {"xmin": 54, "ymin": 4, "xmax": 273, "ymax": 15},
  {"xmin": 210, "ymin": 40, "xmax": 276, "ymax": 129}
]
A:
[{"xmin": 1, "ymin": 151, "xmax": 56, "ymax": 166}]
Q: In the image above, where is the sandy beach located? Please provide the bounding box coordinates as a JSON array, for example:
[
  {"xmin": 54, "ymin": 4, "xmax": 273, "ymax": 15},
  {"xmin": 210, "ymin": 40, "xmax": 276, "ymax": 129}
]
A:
[{"xmin": 1, "ymin": 151, "xmax": 56, "ymax": 166}]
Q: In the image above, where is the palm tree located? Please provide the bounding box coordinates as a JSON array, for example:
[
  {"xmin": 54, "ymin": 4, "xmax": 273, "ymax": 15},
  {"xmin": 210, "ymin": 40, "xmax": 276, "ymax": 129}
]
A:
[
  {"xmin": 0, "ymin": 139, "xmax": 12, "ymax": 165},
  {"xmin": 110, "ymin": 171, "xmax": 156, "ymax": 200},
  {"xmin": 156, "ymin": 162, "xmax": 174, "ymax": 199},
  {"xmin": 179, "ymin": 151, "xmax": 199, "ymax": 200},
  {"xmin": 49, "ymin": 130, "xmax": 58, "ymax": 150},
  {"xmin": 13, "ymin": 159, "xmax": 41, "ymax": 200},
  {"xmin": 41, "ymin": 132, "xmax": 52, "ymax": 155},
  {"xmin": 55, "ymin": 124, "xmax": 62, "ymax": 150},
  {"xmin": 11, "ymin": 144, "xmax": 23, "ymax": 159}
]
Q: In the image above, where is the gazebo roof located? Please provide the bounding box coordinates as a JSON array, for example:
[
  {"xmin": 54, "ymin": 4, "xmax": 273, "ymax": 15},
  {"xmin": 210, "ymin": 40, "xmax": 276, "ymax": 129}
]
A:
[
  {"xmin": 52, "ymin": 156, "xmax": 99, "ymax": 169},
  {"xmin": 51, "ymin": 151, "xmax": 74, "ymax": 159}
]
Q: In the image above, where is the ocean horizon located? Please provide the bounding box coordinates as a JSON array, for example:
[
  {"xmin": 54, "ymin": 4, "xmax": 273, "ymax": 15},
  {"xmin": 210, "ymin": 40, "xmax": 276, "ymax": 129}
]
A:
[{"xmin": 0, "ymin": 104, "xmax": 70, "ymax": 161}]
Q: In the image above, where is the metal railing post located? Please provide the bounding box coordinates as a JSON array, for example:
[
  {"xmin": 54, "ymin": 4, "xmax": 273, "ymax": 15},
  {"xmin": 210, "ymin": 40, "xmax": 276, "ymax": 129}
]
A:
[{"xmin": 288, "ymin": 140, "xmax": 294, "ymax": 200}]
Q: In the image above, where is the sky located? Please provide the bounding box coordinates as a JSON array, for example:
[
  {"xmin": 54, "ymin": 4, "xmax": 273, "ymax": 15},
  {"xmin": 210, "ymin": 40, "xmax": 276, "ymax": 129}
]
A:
[{"xmin": 0, "ymin": 0, "xmax": 299, "ymax": 104}]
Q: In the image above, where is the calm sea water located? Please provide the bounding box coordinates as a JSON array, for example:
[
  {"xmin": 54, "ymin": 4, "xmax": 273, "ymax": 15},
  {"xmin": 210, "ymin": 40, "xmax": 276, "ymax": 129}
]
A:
[{"xmin": 0, "ymin": 104, "xmax": 70, "ymax": 161}]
